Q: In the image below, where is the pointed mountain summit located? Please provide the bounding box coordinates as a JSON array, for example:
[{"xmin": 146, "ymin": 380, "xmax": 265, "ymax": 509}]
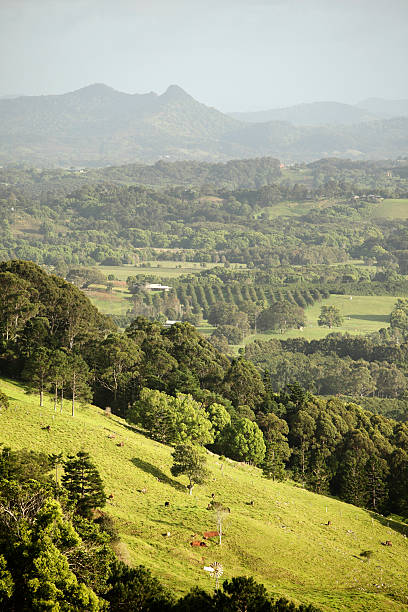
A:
[{"xmin": 161, "ymin": 84, "xmax": 194, "ymax": 102}]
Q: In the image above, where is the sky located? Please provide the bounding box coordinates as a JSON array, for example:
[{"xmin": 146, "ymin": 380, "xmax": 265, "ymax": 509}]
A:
[{"xmin": 0, "ymin": 0, "xmax": 407, "ymax": 112}]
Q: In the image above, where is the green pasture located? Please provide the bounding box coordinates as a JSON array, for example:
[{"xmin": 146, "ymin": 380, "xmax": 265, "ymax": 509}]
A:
[
  {"xmin": 246, "ymin": 294, "xmax": 396, "ymax": 344},
  {"xmin": 262, "ymin": 201, "xmax": 316, "ymax": 219},
  {"xmin": 86, "ymin": 290, "xmax": 131, "ymax": 316},
  {"xmin": 96, "ymin": 261, "xmax": 244, "ymax": 281},
  {"xmin": 372, "ymin": 199, "xmax": 408, "ymax": 220},
  {"xmin": 1, "ymin": 377, "xmax": 408, "ymax": 611}
]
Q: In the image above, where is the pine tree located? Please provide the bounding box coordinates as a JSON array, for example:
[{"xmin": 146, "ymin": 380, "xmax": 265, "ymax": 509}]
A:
[{"xmin": 62, "ymin": 451, "xmax": 106, "ymax": 517}]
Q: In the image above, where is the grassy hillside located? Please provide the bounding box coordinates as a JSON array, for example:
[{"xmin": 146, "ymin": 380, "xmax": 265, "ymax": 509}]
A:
[{"xmin": 1, "ymin": 378, "xmax": 408, "ymax": 611}]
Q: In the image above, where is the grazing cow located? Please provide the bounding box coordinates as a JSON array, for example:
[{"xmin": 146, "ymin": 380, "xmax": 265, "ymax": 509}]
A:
[
  {"xmin": 164, "ymin": 501, "xmax": 170, "ymax": 507},
  {"xmin": 191, "ymin": 541, "xmax": 202, "ymax": 547},
  {"xmin": 382, "ymin": 540, "xmax": 392, "ymax": 546},
  {"xmin": 108, "ymin": 494, "xmax": 114, "ymax": 500},
  {"xmin": 117, "ymin": 441, "xmax": 124, "ymax": 447},
  {"xmin": 41, "ymin": 425, "xmax": 51, "ymax": 432},
  {"xmin": 203, "ymin": 531, "xmax": 219, "ymax": 539}
]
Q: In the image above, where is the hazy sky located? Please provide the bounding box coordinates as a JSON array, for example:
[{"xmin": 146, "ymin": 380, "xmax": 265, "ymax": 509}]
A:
[{"xmin": 1, "ymin": 0, "xmax": 407, "ymax": 111}]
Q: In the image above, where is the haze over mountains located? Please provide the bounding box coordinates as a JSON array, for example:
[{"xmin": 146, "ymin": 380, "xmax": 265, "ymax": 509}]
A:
[
  {"xmin": 230, "ymin": 99, "xmax": 408, "ymax": 125},
  {"xmin": 0, "ymin": 84, "xmax": 407, "ymax": 167}
]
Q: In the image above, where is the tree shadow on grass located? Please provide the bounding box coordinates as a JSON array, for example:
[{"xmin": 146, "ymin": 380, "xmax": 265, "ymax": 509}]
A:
[
  {"xmin": 372, "ymin": 511, "xmax": 408, "ymax": 538},
  {"xmin": 348, "ymin": 314, "xmax": 389, "ymax": 323},
  {"xmin": 130, "ymin": 457, "xmax": 185, "ymax": 492}
]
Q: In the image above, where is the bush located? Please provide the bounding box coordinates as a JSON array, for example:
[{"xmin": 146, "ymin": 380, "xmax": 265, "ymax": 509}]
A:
[{"xmin": 0, "ymin": 391, "xmax": 9, "ymax": 412}]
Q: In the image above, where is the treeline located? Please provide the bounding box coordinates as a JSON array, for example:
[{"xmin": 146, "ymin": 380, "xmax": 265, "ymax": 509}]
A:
[
  {"xmin": 0, "ymin": 446, "xmax": 319, "ymax": 611},
  {"xmin": 2, "ymin": 262, "xmax": 408, "ymax": 520},
  {"xmin": 88, "ymin": 157, "xmax": 282, "ymax": 189},
  {"xmin": 245, "ymin": 313, "xmax": 408, "ymax": 403}
]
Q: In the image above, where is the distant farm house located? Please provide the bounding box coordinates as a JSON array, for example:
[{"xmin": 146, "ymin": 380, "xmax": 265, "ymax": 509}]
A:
[
  {"xmin": 164, "ymin": 320, "xmax": 181, "ymax": 327},
  {"xmin": 145, "ymin": 283, "xmax": 172, "ymax": 291}
]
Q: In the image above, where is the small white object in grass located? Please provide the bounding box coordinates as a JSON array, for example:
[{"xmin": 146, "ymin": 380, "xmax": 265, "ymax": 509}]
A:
[{"xmin": 204, "ymin": 566, "xmax": 214, "ymax": 573}]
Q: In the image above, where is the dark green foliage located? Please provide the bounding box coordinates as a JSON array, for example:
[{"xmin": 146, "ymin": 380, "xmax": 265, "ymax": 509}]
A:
[
  {"xmin": 221, "ymin": 418, "xmax": 266, "ymax": 465},
  {"xmin": 0, "ymin": 390, "xmax": 8, "ymax": 412},
  {"xmin": 106, "ymin": 561, "xmax": 174, "ymax": 611},
  {"xmin": 0, "ymin": 453, "xmax": 110, "ymax": 610},
  {"xmin": 175, "ymin": 577, "xmax": 322, "ymax": 611},
  {"xmin": 223, "ymin": 358, "xmax": 265, "ymax": 408},
  {"xmin": 62, "ymin": 451, "xmax": 106, "ymax": 517},
  {"xmin": 170, "ymin": 444, "xmax": 209, "ymax": 494},
  {"xmin": 259, "ymin": 414, "xmax": 291, "ymax": 480},
  {"xmin": 257, "ymin": 302, "xmax": 305, "ymax": 332},
  {"xmin": 0, "ymin": 447, "xmax": 51, "ymax": 484},
  {"xmin": 318, "ymin": 305, "xmax": 343, "ymax": 328}
]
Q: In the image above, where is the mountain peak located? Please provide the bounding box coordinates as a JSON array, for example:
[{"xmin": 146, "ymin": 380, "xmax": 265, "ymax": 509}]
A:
[
  {"xmin": 161, "ymin": 84, "xmax": 194, "ymax": 102},
  {"xmin": 68, "ymin": 83, "xmax": 123, "ymax": 98}
]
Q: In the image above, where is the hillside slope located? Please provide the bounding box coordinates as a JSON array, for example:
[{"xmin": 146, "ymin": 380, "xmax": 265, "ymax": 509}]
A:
[{"xmin": 1, "ymin": 378, "xmax": 408, "ymax": 611}]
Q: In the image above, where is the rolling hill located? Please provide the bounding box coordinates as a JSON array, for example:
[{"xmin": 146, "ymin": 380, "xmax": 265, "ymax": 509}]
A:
[
  {"xmin": 0, "ymin": 85, "xmax": 408, "ymax": 166},
  {"xmin": 1, "ymin": 377, "xmax": 408, "ymax": 611},
  {"xmin": 356, "ymin": 98, "xmax": 408, "ymax": 120},
  {"xmin": 230, "ymin": 102, "xmax": 377, "ymax": 126}
]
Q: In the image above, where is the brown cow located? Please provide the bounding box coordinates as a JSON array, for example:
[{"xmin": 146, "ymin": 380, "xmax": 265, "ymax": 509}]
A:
[
  {"xmin": 203, "ymin": 531, "xmax": 219, "ymax": 539},
  {"xmin": 191, "ymin": 541, "xmax": 202, "ymax": 547},
  {"xmin": 382, "ymin": 540, "xmax": 392, "ymax": 546}
]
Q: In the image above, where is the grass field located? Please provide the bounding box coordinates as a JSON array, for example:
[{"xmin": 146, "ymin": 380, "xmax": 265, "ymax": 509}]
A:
[
  {"xmin": 372, "ymin": 199, "xmax": 408, "ymax": 220},
  {"xmin": 96, "ymin": 261, "xmax": 245, "ymax": 281},
  {"xmin": 246, "ymin": 294, "xmax": 396, "ymax": 344},
  {"xmin": 1, "ymin": 377, "xmax": 408, "ymax": 611}
]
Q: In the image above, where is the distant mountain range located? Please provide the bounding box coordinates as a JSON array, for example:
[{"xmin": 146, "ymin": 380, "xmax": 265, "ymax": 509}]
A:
[
  {"xmin": 230, "ymin": 99, "xmax": 408, "ymax": 125},
  {"xmin": 0, "ymin": 84, "xmax": 407, "ymax": 166},
  {"xmin": 230, "ymin": 102, "xmax": 377, "ymax": 126}
]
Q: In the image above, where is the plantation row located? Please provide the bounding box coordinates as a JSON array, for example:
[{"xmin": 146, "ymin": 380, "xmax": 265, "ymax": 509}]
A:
[{"xmin": 129, "ymin": 277, "xmax": 328, "ymax": 320}]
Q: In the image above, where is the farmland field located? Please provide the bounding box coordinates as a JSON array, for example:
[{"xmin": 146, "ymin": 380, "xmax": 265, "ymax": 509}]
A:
[
  {"xmin": 96, "ymin": 261, "xmax": 245, "ymax": 281},
  {"xmin": 372, "ymin": 198, "xmax": 408, "ymax": 219},
  {"xmin": 245, "ymin": 294, "xmax": 396, "ymax": 344}
]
